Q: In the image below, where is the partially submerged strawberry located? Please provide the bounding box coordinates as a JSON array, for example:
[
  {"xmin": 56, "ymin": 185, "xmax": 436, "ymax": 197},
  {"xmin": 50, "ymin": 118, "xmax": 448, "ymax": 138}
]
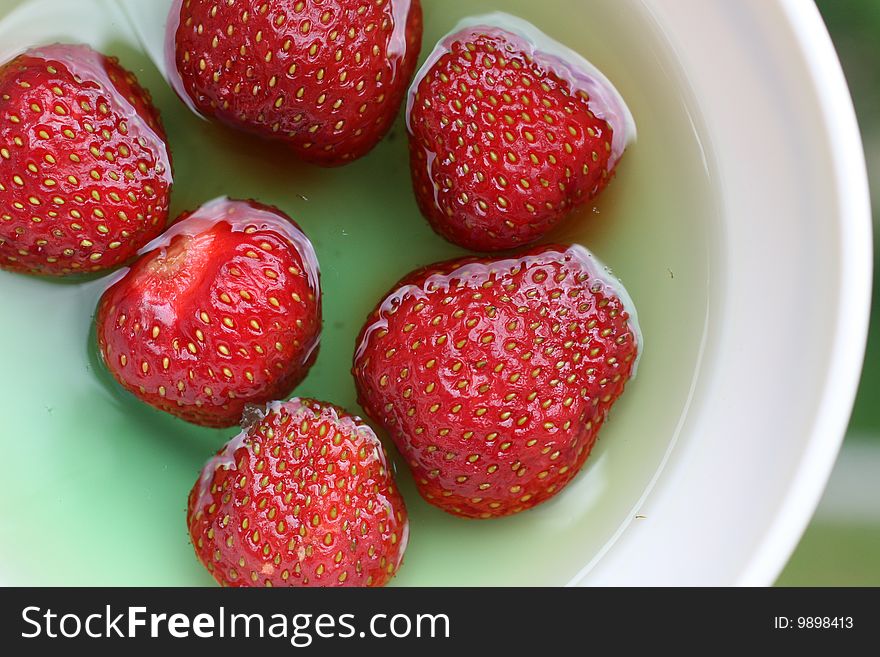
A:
[
  {"xmin": 169, "ymin": 0, "xmax": 423, "ymax": 166},
  {"xmin": 354, "ymin": 244, "xmax": 640, "ymax": 518},
  {"xmin": 96, "ymin": 198, "xmax": 321, "ymax": 428},
  {"xmin": 0, "ymin": 44, "xmax": 172, "ymax": 276},
  {"xmin": 407, "ymin": 14, "xmax": 634, "ymax": 251},
  {"xmin": 188, "ymin": 398, "xmax": 409, "ymax": 587}
]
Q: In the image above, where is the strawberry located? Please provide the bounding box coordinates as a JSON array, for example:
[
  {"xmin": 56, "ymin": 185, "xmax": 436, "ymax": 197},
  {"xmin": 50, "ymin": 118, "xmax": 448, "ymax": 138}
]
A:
[
  {"xmin": 353, "ymin": 244, "xmax": 640, "ymax": 518},
  {"xmin": 0, "ymin": 44, "xmax": 172, "ymax": 276},
  {"xmin": 188, "ymin": 398, "xmax": 409, "ymax": 587},
  {"xmin": 96, "ymin": 198, "xmax": 321, "ymax": 428},
  {"xmin": 169, "ymin": 0, "xmax": 423, "ymax": 166},
  {"xmin": 406, "ymin": 16, "xmax": 634, "ymax": 251}
]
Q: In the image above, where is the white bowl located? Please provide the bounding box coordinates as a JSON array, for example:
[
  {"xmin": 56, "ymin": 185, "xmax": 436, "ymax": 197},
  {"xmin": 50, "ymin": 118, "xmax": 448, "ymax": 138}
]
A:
[
  {"xmin": 123, "ymin": 0, "xmax": 873, "ymax": 586},
  {"xmin": 0, "ymin": 0, "xmax": 870, "ymax": 586},
  {"xmin": 580, "ymin": 0, "xmax": 872, "ymax": 585}
]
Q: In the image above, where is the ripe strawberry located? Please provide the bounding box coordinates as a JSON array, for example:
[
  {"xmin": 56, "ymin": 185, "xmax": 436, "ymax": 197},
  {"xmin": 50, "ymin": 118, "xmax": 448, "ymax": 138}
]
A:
[
  {"xmin": 188, "ymin": 398, "xmax": 409, "ymax": 587},
  {"xmin": 353, "ymin": 244, "xmax": 640, "ymax": 518},
  {"xmin": 169, "ymin": 0, "xmax": 423, "ymax": 166},
  {"xmin": 96, "ymin": 198, "xmax": 321, "ymax": 428},
  {"xmin": 0, "ymin": 44, "xmax": 172, "ymax": 276},
  {"xmin": 407, "ymin": 17, "xmax": 634, "ymax": 251}
]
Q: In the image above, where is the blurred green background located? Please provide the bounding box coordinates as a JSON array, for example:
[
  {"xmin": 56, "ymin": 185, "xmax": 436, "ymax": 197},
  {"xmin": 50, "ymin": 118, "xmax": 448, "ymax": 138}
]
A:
[{"xmin": 777, "ymin": 0, "xmax": 880, "ymax": 585}]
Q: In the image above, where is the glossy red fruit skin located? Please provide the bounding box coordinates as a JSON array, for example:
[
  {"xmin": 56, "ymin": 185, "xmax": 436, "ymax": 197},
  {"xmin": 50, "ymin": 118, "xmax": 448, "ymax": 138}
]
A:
[
  {"xmin": 188, "ymin": 398, "xmax": 409, "ymax": 587},
  {"xmin": 407, "ymin": 27, "xmax": 620, "ymax": 251},
  {"xmin": 96, "ymin": 198, "xmax": 321, "ymax": 428},
  {"xmin": 169, "ymin": 0, "xmax": 423, "ymax": 166},
  {"xmin": 353, "ymin": 245, "xmax": 639, "ymax": 518},
  {"xmin": 0, "ymin": 44, "xmax": 172, "ymax": 276}
]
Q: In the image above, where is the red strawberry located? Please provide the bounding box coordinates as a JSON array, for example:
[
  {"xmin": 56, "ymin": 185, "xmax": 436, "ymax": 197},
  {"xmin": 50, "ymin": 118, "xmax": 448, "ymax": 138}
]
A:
[
  {"xmin": 169, "ymin": 0, "xmax": 423, "ymax": 166},
  {"xmin": 0, "ymin": 44, "xmax": 172, "ymax": 276},
  {"xmin": 353, "ymin": 244, "xmax": 640, "ymax": 518},
  {"xmin": 406, "ymin": 16, "xmax": 634, "ymax": 251},
  {"xmin": 188, "ymin": 398, "xmax": 409, "ymax": 587},
  {"xmin": 96, "ymin": 198, "xmax": 321, "ymax": 428}
]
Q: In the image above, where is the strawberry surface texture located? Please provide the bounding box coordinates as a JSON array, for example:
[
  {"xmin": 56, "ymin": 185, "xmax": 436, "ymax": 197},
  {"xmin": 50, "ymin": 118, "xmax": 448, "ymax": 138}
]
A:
[
  {"xmin": 354, "ymin": 244, "xmax": 639, "ymax": 518},
  {"xmin": 96, "ymin": 198, "xmax": 321, "ymax": 428},
  {"xmin": 170, "ymin": 0, "xmax": 423, "ymax": 165},
  {"xmin": 188, "ymin": 398, "xmax": 409, "ymax": 586},
  {"xmin": 407, "ymin": 19, "xmax": 631, "ymax": 250},
  {"xmin": 0, "ymin": 44, "xmax": 172, "ymax": 276}
]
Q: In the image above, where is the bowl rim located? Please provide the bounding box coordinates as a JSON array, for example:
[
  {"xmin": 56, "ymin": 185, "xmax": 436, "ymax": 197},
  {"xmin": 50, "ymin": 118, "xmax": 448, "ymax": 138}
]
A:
[
  {"xmin": 733, "ymin": 0, "xmax": 873, "ymax": 585},
  {"xmin": 0, "ymin": 0, "xmax": 871, "ymax": 587},
  {"xmin": 574, "ymin": 0, "xmax": 873, "ymax": 586}
]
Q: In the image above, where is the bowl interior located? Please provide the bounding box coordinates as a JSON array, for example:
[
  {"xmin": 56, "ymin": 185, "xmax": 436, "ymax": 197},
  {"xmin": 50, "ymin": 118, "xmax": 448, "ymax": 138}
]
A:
[{"xmin": 0, "ymin": 0, "xmax": 716, "ymax": 585}]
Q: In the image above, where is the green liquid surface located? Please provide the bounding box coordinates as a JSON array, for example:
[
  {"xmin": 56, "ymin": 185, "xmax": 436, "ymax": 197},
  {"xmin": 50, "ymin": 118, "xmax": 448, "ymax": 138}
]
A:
[{"xmin": 0, "ymin": 0, "xmax": 717, "ymax": 585}]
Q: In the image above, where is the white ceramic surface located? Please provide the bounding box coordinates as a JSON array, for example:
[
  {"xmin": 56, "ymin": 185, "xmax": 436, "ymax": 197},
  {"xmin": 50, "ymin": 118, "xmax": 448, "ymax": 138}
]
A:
[
  {"xmin": 125, "ymin": 0, "xmax": 877, "ymax": 585},
  {"xmin": 0, "ymin": 0, "xmax": 870, "ymax": 586},
  {"xmin": 581, "ymin": 0, "xmax": 872, "ymax": 585}
]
